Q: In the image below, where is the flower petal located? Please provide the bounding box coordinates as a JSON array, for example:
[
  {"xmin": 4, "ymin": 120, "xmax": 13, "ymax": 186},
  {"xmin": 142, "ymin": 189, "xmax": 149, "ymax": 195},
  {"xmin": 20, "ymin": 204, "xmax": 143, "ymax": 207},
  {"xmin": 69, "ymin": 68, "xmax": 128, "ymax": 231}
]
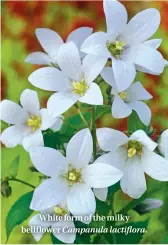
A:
[
  {"xmin": 101, "ymin": 67, "xmax": 117, "ymax": 88},
  {"xmin": 81, "ymin": 32, "xmax": 108, "ymax": 57},
  {"xmin": 164, "ymin": 59, "xmax": 168, "ymax": 67},
  {"xmin": 122, "ymin": 9, "xmax": 160, "ymax": 45},
  {"xmin": 66, "ymin": 128, "xmax": 93, "ymax": 169},
  {"xmin": 83, "ymin": 54, "xmax": 107, "ymax": 84},
  {"xmin": 129, "ymin": 130, "xmax": 157, "ymax": 151},
  {"xmin": 96, "ymin": 127, "xmax": 128, "ymax": 151},
  {"xmin": 40, "ymin": 108, "xmax": 59, "ymax": 130},
  {"xmin": 52, "ymin": 219, "xmax": 76, "ymax": 244},
  {"xmin": 93, "ymin": 188, "xmax": 108, "ymax": 201},
  {"xmin": 143, "ymin": 39, "xmax": 162, "ymax": 49},
  {"xmin": 112, "ymin": 96, "xmax": 132, "ymax": 118},
  {"xmin": 57, "ymin": 42, "xmax": 82, "ymax": 81},
  {"xmin": 79, "ymin": 83, "xmax": 103, "ymax": 105},
  {"xmin": 142, "ymin": 147, "xmax": 168, "ymax": 181},
  {"xmin": 29, "ymin": 214, "xmax": 52, "ymax": 242},
  {"xmin": 112, "ymin": 58, "xmax": 136, "ymax": 92},
  {"xmin": 158, "ymin": 129, "xmax": 168, "ymax": 158},
  {"xmin": 30, "ymin": 177, "xmax": 69, "ymax": 211},
  {"xmin": 1, "ymin": 125, "xmax": 30, "ymax": 148},
  {"xmin": 35, "ymin": 28, "xmax": 63, "ymax": 58},
  {"xmin": 50, "ymin": 116, "xmax": 64, "ymax": 132},
  {"xmin": 0, "ymin": 100, "xmax": 28, "ymax": 124},
  {"xmin": 67, "ymin": 183, "xmax": 96, "ymax": 217},
  {"xmin": 22, "ymin": 130, "xmax": 44, "ymax": 152},
  {"xmin": 126, "ymin": 82, "xmax": 152, "ymax": 102},
  {"xmin": 25, "ymin": 52, "xmax": 52, "ymax": 65},
  {"xmin": 128, "ymin": 101, "xmax": 151, "ymax": 126},
  {"xmin": 20, "ymin": 89, "xmax": 40, "ymax": 115},
  {"xmin": 120, "ymin": 156, "xmax": 147, "ymax": 199},
  {"xmin": 103, "ymin": 0, "xmax": 127, "ymax": 33},
  {"xmin": 82, "ymin": 162, "xmax": 123, "ymax": 188},
  {"xmin": 28, "ymin": 67, "xmax": 70, "ymax": 92},
  {"xmin": 47, "ymin": 92, "xmax": 78, "ymax": 117},
  {"xmin": 30, "ymin": 146, "xmax": 67, "ymax": 177}
]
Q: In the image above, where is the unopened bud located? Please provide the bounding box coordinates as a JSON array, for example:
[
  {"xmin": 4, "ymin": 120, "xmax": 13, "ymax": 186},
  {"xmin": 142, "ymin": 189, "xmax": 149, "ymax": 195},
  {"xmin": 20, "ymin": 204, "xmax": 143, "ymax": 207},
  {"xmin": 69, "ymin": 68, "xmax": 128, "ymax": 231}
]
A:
[
  {"xmin": 134, "ymin": 198, "xmax": 163, "ymax": 215},
  {"xmin": 1, "ymin": 179, "xmax": 12, "ymax": 197}
]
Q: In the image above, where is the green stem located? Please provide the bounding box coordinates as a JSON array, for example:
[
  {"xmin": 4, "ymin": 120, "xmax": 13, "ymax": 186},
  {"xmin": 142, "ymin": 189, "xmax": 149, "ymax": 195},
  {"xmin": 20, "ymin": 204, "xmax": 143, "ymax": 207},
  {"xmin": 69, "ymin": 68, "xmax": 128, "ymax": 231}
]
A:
[
  {"xmin": 91, "ymin": 106, "xmax": 97, "ymax": 161},
  {"xmin": 8, "ymin": 177, "xmax": 35, "ymax": 189},
  {"xmin": 76, "ymin": 103, "xmax": 89, "ymax": 128}
]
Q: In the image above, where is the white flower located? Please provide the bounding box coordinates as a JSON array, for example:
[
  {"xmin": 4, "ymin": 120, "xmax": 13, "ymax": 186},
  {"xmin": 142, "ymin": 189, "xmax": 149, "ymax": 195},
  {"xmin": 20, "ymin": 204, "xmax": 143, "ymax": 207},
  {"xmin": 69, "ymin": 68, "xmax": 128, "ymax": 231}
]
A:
[
  {"xmin": 96, "ymin": 128, "xmax": 168, "ymax": 199},
  {"xmin": 29, "ymin": 201, "xmax": 76, "ymax": 243},
  {"xmin": 81, "ymin": 0, "xmax": 166, "ymax": 92},
  {"xmin": 0, "ymin": 89, "xmax": 62, "ymax": 152},
  {"xmin": 25, "ymin": 27, "xmax": 93, "ymax": 65},
  {"xmin": 28, "ymin": 42, "xmax": 104, "ymax": 117},
  {"xmin": 101, "ymin": 67, "xmax": 152, "ymax": 125},
  {"xmin": 158, "ymin": 129, "xmax": 168, "ymax": 160},
  {"xmin": 29, "ymin": 128, "xmax": 123, "ymax": 218}
]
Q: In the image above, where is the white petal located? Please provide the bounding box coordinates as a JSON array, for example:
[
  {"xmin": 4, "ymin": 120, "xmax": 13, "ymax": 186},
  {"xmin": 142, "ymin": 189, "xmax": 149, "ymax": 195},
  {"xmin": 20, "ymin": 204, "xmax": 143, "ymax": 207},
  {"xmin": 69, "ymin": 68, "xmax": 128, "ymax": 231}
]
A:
[
  {"xmin": 35, "ymin": 28, "xmax": 63, "ymax": 57},
  {"xmin": 93, "ymin": 188, "xmax": 108, "ymax": 201},
  {"xmin": 101, "ymin": 67, "xmax": 117, "ymax": 88},
  {"xmin": 81, "ymin": 32, "xmax": 109, "ymax": 57},
  {"xmin": 82, "ymin": 162, "xmax": 123, "ymax": 188},
  {"xmin": 52, "ymin": 219, "xmax": 76, "ymax": 244},
  {"xmin": 96, "ymin": 127, "xmax": 128, "ymax": 151},
  {"xmin": 40, "ymin": 108, "xmax": 58, "ymax": 130},
  {"xmin": 47, "ymin": 92, "xmax": 78, "ymax": 117},
  {"xmin": 1, "ymin": 125, "xmax": 30, "ymax": 148},
  {"xmin": 66, "ymin": 128, "xmax": 93, "ymax": 169},
  {"xmin": 25, "ymin": 52, "xmax": 52, "ymax": 65},
  {"xmin": 50, "ymin": 116, "xmax": 64, "ymax": 132},
  {"xmin": 28, "ymin": 67, "xmax": 70, "ymax": 92},
  {"xmin": 103, "ymin": 0, "xmax": 127, "ymax": 33},
  {"xmin": 112, "ymin": 58, "xmax": 136, "ymax": 92},
  {"xmin": 67, "ymin": 183, "xmax": 96, "ymax": 217},
  {"xmin": 30, "ymin": 146, "xmax": 67, "ymax": 177},
  {"xmin": 57, "ymin": 42, "xmax": 82, "ymax": 81},
  {"xmin": 129, "ymin": 130, "xmax": 157, "ymax": 151},
  {"xmin": 143, "ymin": 39, "xmax": 162, "ymax": 49},
  {"xmin": 29, "ymin": 214, "xmax": 52, "ymax": 242},
  {"xmin": 142, "ymin": 147, "xmax": 168, "ymax": 181},
  {"xmin": 158, "ymin": 129, "xmax": 168, "ymax": 158},
  {"xmin": 164, "ymin": 59, "xmax": 168, "ymax": 67},
  {"xmin": 22, "ymin": 130, "xmax": 44, "ymax": 152},
  {"xmin": 20, "ymin": 89, "xmax": 40, "ymax": 115},
  {"xmin": 30, "ymin": 178, "xmax": 69, "ymax": 210},
  {"xmin": 83, "ymin": 54, "xmax": 107, "ymax": 84},
  {"xmin": 79, "ymin": 83, "xmax": 103, "ymax": 105},
  {"xmin": 120, "ymin": 156, "xmax": 147, "ymax": 199},
  {"xmin": 128, "ymin": 101, "xmax": 151, "ymax": 126},
  {"xmin": 0, "ymin": 100, "xmax": 28, "ymax": 124},
  {"xmin": 122, "ymin": 9, "xmax": 160, "ymax": 45},
  {"xmin": 126, "ymin": 82, "xmax": 152, "ymax": 102},
  {"xmin": 112, "ymin": 96, "xmax": 132, "ymax": 118},
  {"xmin": 133, "ymin": 44, "xmax": 164, "ymax": 74}
]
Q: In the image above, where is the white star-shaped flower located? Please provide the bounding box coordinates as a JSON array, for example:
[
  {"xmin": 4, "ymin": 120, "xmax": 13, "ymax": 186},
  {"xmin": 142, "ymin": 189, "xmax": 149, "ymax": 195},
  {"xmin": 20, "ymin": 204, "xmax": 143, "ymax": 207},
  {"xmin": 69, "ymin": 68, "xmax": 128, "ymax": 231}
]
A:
[
  {"xmin": 0, "ymin": 89, "xmax": 62, "ymax": 152},
  {"xmin": 28, "ymin": 42, "xmax": 104, "ymax": 117},
  {"xmin": 158, "ymin": 129, "xmax": 168, "ymax": 160},
  {"xmin": 101, "ymin": 67, "xmax": 152, "ymax": 125},
  {"xmin": 81, "ymin": 0, "xmax": 166, "ymax": 92},
  {"xmin": 29, "ymin": 129, "xmax": 123, "ymax": 217},
  {"xmin": 96, "ymin": 128, "xmax": 168, "ymax": 199},
  {"xmin": 25, "ymin": 27, "xmax": 93, "ymax": 65},
  {"xmin": 29, "ymin": 201, "xmax": 76, "ymax": 243}
]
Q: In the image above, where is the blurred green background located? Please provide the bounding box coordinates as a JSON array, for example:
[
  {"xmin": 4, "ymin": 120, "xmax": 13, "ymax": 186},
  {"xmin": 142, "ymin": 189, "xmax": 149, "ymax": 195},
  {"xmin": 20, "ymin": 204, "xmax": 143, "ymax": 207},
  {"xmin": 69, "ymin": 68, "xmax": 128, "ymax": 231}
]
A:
[{"xmin": 1, "ymin": 1, "xmax": 168, "ymax": 244}]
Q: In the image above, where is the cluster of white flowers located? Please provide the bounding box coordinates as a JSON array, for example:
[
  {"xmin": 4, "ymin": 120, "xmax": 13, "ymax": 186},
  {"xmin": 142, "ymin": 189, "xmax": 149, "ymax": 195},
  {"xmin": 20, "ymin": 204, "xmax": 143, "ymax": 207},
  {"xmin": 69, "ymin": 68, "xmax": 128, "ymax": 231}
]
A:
[{"xmin": 1, "ymin": 0, "xmax": 168, "ymax": 244}]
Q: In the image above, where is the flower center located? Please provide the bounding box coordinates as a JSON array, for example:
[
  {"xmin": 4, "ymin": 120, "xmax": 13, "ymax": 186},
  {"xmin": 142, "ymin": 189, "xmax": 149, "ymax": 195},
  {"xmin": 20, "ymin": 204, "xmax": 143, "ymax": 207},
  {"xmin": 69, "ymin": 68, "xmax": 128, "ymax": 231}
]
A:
[
  {"xmin": 27, "ymin": 115, "xmax": 41, "ymax": 132},
  {"xmin": 72, "ymin": 78, "xmax": 88, "ymax": 96},
  {"xmin": 63, "ymin": 165, "xmax": 83, "ymax": 186},
  {"xmin": 106, "ymin": 40, "xmax": 125, "ymax": 59},
  {"xmin": 54, "ymin": 206, "xmax": 67, "ymax": 216},
  {"xmin": 126, "ymin": 140, "xmax": 142, "ymax": 158},
  {"xmin": 119, "ymin": 92, "xmax": 127, "ymax": 100}
]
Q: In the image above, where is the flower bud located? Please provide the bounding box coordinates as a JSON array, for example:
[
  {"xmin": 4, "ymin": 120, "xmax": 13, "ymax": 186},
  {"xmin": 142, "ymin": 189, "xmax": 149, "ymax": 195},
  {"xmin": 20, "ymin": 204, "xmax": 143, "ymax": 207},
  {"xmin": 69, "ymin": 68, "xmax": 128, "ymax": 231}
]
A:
[
  {"xmin": 1, "ymin": 179, "xmax": 12, "ymax": 197},
  {"xmin": 134, "ymin": 198, "xmax": 163, "ymax": 215}
]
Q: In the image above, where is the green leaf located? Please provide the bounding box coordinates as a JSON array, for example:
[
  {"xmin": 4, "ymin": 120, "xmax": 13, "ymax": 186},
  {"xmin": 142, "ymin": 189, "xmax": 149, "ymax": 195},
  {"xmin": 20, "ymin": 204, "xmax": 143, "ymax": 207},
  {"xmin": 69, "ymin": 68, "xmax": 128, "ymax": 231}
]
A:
[
  {"xmin": 105, "ymin": 220, "xmax": 148, "ymax": 244},
  {"xmin": 127, "ymin": 111, "xmax": 149, "ymax": 134},
  {"xmin": 9, "ymin": 155, "xmax": 20, "ymax": 178},
  {"xmin": 74, "ymin": 221, "xmax": 90, "ymax": 244},
  {"xmin": 161, "ymin": 234, "xmax": 168, "ymax": 244},
  {"xmin": 107, "ymin": 182, "xmax": 120, "ymax": 199},
  {"xmin": 51, "ymin": 233, "xmax": 63, "ymax": 244},
  {"xmin": 6, "ymin": 191, "xmax": 34, "ymax": 241}
]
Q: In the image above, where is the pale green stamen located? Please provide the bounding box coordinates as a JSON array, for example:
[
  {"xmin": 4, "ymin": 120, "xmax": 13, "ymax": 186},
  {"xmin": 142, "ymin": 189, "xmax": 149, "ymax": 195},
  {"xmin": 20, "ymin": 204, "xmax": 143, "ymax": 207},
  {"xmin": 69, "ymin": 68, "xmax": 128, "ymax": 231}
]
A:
[
  {"xmin": 106, "ymin": 40, "xmax": 126, "ymax": 59},
  {"xmin": 63, "ymin": 165, "xmax": 83, "ymax": 186},
  {"xmin": 72, "ymin": 78, "xmax": 88, "ymax": 96},
  {"xmin": 27, "ymin": 115, "xmax": 41, "ymax": 131},
  {"xmin": 126, "ymin": 140, "xmax": 142, "ymax": 158},
  {"xmin": 54, "ymin": 206, "xmax": 67, "ymax": 216}
]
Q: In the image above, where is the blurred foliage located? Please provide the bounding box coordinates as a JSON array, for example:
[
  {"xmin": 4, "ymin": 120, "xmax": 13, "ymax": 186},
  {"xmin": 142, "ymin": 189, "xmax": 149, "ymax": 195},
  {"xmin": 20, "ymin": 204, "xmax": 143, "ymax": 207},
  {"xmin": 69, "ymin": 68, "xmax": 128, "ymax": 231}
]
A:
[{"xmin": 1, "ymin": 0, "xmax": 168, "ymax": 244}]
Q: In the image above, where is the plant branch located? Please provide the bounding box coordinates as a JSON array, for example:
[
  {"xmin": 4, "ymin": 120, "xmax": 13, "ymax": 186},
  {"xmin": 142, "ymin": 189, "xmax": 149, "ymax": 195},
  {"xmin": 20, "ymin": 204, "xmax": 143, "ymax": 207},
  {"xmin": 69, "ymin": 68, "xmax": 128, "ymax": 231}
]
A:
[
  {"xmin": 91, "ymin": 106, "xmax": 97, "ymax": 161},
  {"xmin": 76, "ymin": 103, "xmax": 89, "ymax": 128},
  {"xmin": 8, "ymin": 177, "xmax": 35, "ymax": 189}
]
